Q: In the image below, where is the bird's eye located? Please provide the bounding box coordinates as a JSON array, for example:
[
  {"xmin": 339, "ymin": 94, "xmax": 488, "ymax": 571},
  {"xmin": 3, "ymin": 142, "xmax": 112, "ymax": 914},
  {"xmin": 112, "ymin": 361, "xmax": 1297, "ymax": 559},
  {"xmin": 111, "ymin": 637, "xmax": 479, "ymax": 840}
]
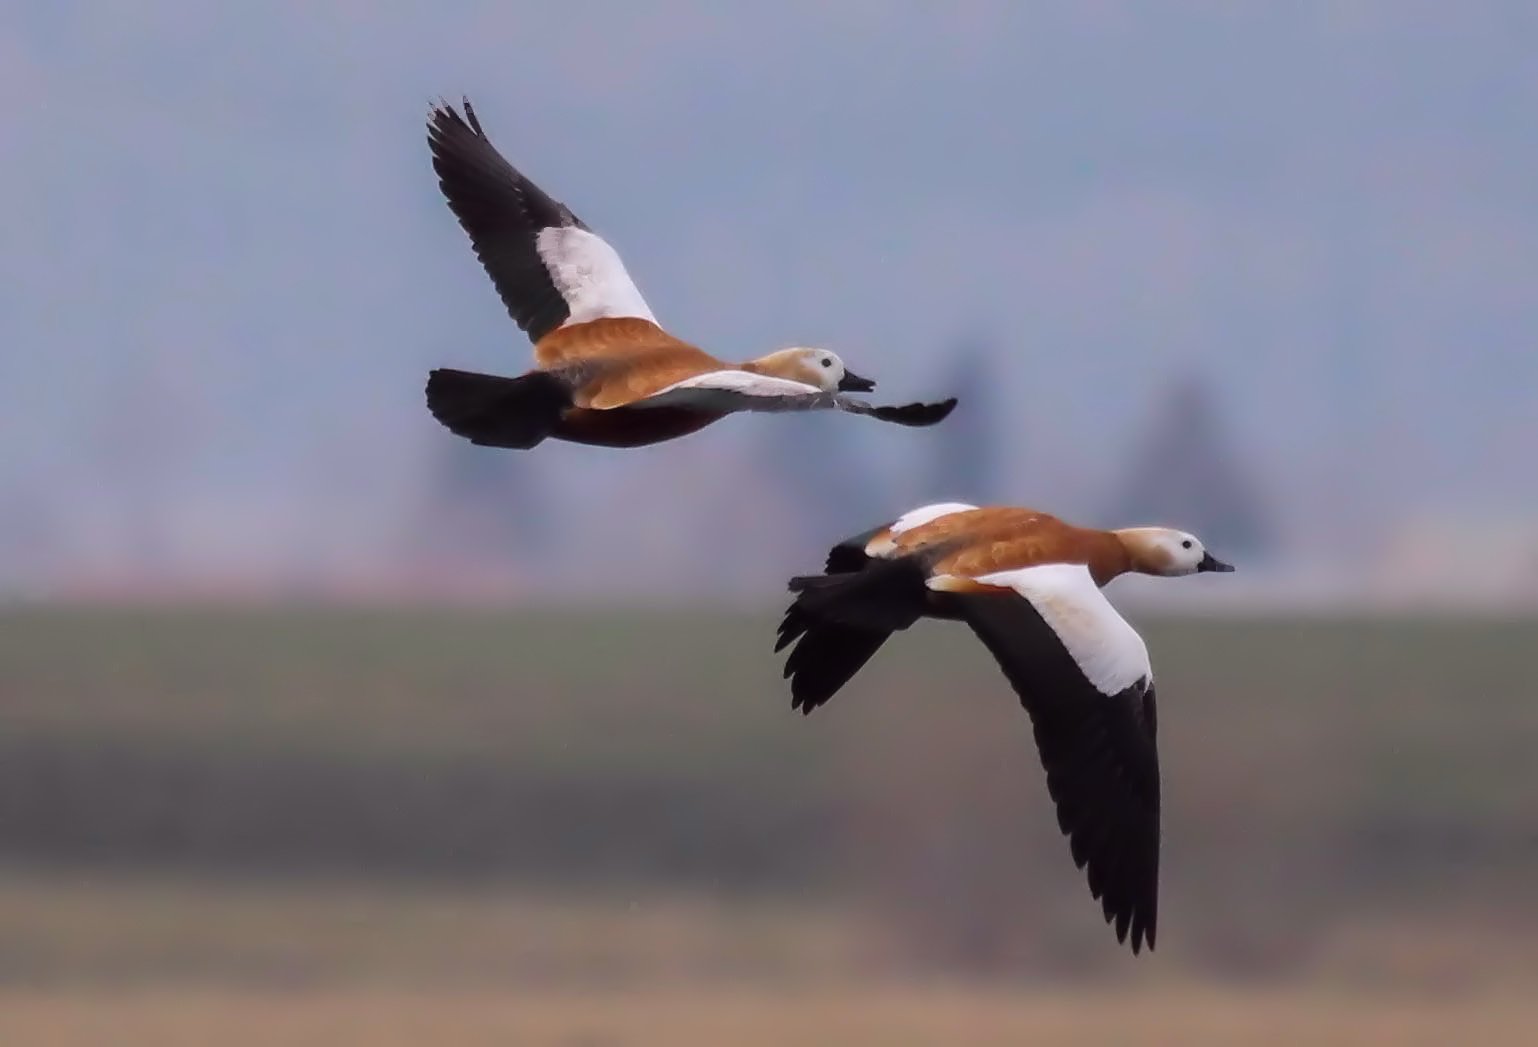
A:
[
  {"xmin": 1181, "ymin": 539, "xmax": 1193, "ymax": 549},
  {"xmin": 821, "ymin": 358, "xmax": 833, "ymax": 368}
]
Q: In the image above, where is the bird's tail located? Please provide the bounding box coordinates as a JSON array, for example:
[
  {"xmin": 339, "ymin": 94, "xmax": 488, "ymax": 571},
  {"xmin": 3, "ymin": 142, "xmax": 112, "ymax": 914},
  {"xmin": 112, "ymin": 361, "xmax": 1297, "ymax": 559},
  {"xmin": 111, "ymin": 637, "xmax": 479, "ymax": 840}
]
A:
[
  {"xmin": 776, "ymin": 605, "xmax": 893, "ymax": 714},
  {"xmin": 785, "ymin": 556, "xmax": 928, "ymax": 633},
  {"xmin": 776, "ymin": 556, "xmax": 928, "ymax": 713},
  {"xmin": 425, "ymin": 368, "xmax": 571, "ymax": 449}
]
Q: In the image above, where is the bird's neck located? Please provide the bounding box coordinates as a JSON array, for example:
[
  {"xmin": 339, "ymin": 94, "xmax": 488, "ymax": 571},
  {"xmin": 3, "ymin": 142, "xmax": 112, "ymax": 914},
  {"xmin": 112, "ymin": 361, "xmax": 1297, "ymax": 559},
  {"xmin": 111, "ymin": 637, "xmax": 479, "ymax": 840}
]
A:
[{"xmin": 1091, "ymin": 531, "xmax": 1138, "ymax": 586}]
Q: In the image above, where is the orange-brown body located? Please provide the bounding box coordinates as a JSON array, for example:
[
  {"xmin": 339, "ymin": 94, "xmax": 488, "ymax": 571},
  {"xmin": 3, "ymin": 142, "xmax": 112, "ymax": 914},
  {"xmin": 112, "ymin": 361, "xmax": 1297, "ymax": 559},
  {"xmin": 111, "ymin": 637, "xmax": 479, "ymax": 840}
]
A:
[
  {"xmin": 534, "ymin": 317, "xmax": 832, "ymax": 414},
  {"xmin": 536, "ymin": 318, "xmax": 727, "ymax": 409},
  {"xmin": 522, "ymin": 317, "xmax": 851, "ymax": 446},
  {"xmin": 875, "ymin": 507, "xmax": 1146, "ymax": 587}
]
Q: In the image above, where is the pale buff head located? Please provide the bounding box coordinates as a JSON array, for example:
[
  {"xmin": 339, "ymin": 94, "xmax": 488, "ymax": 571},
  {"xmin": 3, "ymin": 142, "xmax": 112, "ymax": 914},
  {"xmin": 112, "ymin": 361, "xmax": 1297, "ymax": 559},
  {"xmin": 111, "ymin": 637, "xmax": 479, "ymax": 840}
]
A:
[
  {"xmin": 1113, "ymin": 527, "xmax": 1235, "ymax": 577},
  {"xmin": 747, "ymin": 347, "xmax": 876, "ymax": 394}
]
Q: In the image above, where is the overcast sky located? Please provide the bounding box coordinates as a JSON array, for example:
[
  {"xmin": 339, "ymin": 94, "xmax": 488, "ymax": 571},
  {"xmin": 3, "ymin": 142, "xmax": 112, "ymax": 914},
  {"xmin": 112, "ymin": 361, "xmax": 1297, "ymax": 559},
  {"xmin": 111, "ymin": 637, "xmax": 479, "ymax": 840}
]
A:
[{"xmin": 3, "ymin": 2, "xmax": 1536, "ymax": 591}]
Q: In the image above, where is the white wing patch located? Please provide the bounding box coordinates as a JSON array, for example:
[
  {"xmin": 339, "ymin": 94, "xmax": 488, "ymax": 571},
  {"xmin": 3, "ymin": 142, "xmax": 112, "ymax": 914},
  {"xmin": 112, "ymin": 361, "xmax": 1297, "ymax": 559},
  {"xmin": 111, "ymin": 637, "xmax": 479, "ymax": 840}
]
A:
[
  {"xmin": 628, "ymin": 370, "xmax": 829, "ymax": 413},
  {"xmin": 965, "ymin": 563, "xmax": 1152, "ymax": 696},
  {"xmin": 536, "ymin": 226, "xmax": 657, "ymax": 327},
  {"xmin": 865, "ymin": 502, "xmax": 979, "ymax": 557},
  {"xmin": 891, "ymin": 502, "xmax": 979, "ymax": 535}
]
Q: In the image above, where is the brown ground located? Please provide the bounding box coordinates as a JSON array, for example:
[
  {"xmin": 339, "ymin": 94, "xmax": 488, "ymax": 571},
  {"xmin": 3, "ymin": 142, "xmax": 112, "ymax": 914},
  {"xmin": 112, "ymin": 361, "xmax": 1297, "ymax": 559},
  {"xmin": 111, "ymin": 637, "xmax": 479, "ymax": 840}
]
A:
[{"xmin": 6, "ymin": 983, "xmax": 1537, "ymax": 1047}]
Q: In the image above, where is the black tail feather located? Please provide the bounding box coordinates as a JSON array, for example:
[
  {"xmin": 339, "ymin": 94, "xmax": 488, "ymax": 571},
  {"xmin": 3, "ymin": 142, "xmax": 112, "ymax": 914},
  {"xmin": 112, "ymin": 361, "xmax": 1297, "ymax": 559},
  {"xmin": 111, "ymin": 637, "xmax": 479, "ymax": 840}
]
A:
[
  {"xmin": 782, "ymin": 619, "xmax": 892, "ymax": 714},
  {"xmin": 776, "ymin": 604, "xmax": 812, "ymax": 653},
  {"xmin": 774, "ymin": 554, "xmax": 929, "ymax": 712},
  {"xmin": 425, "ymin": 368, "xmax": 571, "ymax": 449},
  {"xmin": 785, "ymin": 556, "xmax": 928, "ymax": 633}
]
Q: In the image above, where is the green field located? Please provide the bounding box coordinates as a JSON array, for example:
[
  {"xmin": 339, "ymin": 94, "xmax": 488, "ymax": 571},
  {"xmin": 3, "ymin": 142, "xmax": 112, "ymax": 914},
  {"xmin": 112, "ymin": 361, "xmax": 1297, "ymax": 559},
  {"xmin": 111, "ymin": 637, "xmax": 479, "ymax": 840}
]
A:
[{"xmin": 2, "ymin": 607, "xmax": 1537, "ymax": 1041}]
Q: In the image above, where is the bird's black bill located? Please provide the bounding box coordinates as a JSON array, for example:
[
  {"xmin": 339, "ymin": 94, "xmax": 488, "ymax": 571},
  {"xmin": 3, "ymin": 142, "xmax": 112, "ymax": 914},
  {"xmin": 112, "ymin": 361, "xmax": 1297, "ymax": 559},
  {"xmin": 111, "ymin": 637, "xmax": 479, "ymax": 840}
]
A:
[
  {"xmin": 1197, "ymin": 552, "xmax": 1235, "ymax": 573},
  {"xmin": 838, "ymin": 370, "xmax": 876, "ymax": 393}
]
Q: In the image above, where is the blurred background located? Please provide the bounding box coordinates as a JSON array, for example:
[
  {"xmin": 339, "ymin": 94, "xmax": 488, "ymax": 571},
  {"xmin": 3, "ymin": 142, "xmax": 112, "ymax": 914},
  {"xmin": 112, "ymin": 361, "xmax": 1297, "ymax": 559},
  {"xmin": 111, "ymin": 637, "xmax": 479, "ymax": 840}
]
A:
[{"xmin": 3, "ymin": 2, "xmax": 1537, "ymax": 1043}]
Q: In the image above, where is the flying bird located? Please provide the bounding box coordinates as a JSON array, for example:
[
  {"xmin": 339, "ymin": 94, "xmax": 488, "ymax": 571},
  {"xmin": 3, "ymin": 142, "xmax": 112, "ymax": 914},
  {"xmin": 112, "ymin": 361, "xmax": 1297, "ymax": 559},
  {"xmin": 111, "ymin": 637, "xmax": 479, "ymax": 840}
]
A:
[
  {"xmin": 423, "ymin": 99, "xmax": 957, "ymax": 449},
  {"xmin": 775, "ymin": 502, "xmax": 1235, "ymax": 954}
]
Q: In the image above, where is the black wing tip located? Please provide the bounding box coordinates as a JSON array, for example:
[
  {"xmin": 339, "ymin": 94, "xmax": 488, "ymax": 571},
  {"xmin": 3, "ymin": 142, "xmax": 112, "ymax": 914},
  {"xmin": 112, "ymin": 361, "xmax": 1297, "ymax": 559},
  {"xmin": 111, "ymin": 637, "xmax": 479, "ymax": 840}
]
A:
[
  {"xmin": 1139, "ymin": 922, "xmax": 1156, "ymax": 954},
  {"xmin": 1079, "ymin": 839, "xmax": 1158, "ymax": 956},
  {"xmin": 1118, "ymin": 914, "xmax": 1156, "ymax": 955},
  {"xmin": 461, "ymin": 96, "xmax": 484, "ymax": 135},
  {"xmin": 427, "ymin": 96, "xmax": 487, "ymax": 143},
  {"xmin": 1087, "ymin": 845, "xmax": 1157, "ymax": 956},
  {"xmin": 1094, "ymin": 888, "xmax": 1155, "ymax": 954},
  {"xmin": 871, "ymin": 397, "xmax": 959, "ymax": 427},
  {"xmin": 424, "ymin": 366, "xmax": 461, "ymax": 399}
]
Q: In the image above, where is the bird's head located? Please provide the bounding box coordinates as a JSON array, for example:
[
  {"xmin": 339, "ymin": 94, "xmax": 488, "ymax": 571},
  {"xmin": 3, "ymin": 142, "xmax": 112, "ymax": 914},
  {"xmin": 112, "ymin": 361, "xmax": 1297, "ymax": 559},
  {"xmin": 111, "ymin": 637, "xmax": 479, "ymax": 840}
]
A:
[
  {"xmin": 1115, "ymin": 527, "xmax": 1235, "ymax": 578},
  {"xmin": 750, "ymin": 347, "xmax": 875, "ymax": 393}
]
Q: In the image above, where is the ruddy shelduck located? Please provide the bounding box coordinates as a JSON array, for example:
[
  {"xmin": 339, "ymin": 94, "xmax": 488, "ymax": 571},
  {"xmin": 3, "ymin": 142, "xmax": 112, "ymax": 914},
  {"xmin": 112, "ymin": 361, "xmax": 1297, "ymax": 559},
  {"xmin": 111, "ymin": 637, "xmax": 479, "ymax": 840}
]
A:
[
  {"xmin": 776, "ymin": 502, "xmax": 1235, "ymax": 954},
  {"xmin": 423, "ymin": 99, "xmax": 958, "ymax": 449}
]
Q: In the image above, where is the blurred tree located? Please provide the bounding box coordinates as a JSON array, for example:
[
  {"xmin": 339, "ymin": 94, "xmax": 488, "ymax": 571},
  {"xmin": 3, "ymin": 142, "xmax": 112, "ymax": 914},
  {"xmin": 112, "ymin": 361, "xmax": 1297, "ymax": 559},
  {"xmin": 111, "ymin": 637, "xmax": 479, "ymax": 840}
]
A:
[
  {"xmin": 1108, "ymin": 374, "xmax": 1272, "ymax": 557},
  {"xmin": 89, "ymin": 358, "xmax": 197, "ymax": 578},
  {"xmin": 750, "ymin": 414, "xmax": 893, "ymax": 548},
  {"xmin": 411, "ymin": 441, "xmax": 553, "ymax": 572},
  {"xmin": 0, "ymin": 488, "xmax": 58, "ymax": 591},
  {"xmin": 921, "ymin": 336, "xmax": 1004, "ymax": 506}
]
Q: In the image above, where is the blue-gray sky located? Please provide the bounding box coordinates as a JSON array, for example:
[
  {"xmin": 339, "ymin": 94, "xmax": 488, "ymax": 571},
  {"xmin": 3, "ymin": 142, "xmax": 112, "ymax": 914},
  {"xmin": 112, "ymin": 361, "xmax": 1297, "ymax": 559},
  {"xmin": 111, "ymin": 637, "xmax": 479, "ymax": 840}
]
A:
[{"xmin": 3, "ymin": 2, "xmax": 1536, "ymax": 598}]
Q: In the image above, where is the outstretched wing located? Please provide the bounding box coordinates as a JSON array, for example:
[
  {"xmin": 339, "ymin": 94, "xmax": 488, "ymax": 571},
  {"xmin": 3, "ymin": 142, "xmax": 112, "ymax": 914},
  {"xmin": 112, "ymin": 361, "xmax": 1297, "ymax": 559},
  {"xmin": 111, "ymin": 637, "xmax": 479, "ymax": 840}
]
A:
[
  {"xmin": 628, "ymin": 371, "xmax": 829, "ymax": 411},
  {"xmin": 628, "ymin": 370, "xmax": 958, "ymax": 427},
  {"xmin": 834, "ymin": 395, "xmax": 959, "ymax": 427},
  {"xmin": 427, "ymin": 99, "xmax": 656, "ymax": 344},
  {"xmin": 945, "ymin": 563, "xmax": 1161, "ymax": 954}
]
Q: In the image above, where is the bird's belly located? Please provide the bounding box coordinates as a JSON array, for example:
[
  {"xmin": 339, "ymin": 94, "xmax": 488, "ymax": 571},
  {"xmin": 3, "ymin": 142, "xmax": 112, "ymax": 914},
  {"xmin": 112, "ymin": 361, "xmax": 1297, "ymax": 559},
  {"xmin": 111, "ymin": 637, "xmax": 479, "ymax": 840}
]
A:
[{"xmin": 554, "ymin": 406, "xmax": 720, "ymax": 447}]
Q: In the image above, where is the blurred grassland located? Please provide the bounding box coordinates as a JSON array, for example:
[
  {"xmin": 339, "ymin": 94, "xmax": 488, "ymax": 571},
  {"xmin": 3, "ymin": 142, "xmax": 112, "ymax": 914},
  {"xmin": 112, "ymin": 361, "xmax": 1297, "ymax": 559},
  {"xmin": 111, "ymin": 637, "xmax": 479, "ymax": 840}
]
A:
[
  {"xmin": 6, "ymin": 607, "xmax": 1535, "ymax": 793},
  {"xmin": 1, "ymin": 607, "xmax": 1537, "ymax": 1043},
  {"xmin": 4, "ymin": 608, "xmax": 1534, "ymax": 826}
]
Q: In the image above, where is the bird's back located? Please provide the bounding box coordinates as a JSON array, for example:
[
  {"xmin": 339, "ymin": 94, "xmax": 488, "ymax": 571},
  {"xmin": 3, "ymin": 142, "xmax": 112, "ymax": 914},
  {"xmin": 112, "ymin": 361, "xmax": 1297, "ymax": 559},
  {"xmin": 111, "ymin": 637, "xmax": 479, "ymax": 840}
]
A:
[
  {"xmin": 534, "ymin": 317, "xmax": 728, "ymax": 409},
  {"xmin": 894, "ymin": 508, "xmax": 1129, "ymax": 584}
]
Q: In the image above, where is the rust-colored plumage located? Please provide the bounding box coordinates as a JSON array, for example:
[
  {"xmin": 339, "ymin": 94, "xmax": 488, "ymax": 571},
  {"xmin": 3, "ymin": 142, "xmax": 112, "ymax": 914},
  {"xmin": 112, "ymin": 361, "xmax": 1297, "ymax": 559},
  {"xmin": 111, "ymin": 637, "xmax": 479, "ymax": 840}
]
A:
[
  {"xmin": 878, "ymin": 507, "xmax": 1136, "ymax": 587},
  {"xmin": 534, "ymin": 318, "xmax": 729, "ymax": 409}
]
